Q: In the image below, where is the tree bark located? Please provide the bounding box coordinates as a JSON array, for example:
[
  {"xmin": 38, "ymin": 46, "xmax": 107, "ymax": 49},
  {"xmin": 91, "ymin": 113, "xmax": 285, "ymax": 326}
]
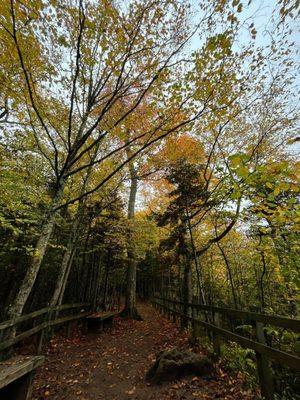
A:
[
  {"xmin": 81, "ymin": 221, "xmax": 92, "ymax": 301},
  {"xmin": 121, "ymin": 148, "xmax": 141, "ymax": 320},
  {"xmin": 8, "ymin": 182, "xmax": 65, "ymax": 319},
  {"xmin": 92, "ymin": 254, "xmax": 101, "ymax": 311},
  {"xmin": 217, "ymin": 242, "xmax": 238, "ymax": 309},
  {"xmin": 101, "ymin": 255, "xmax": 110, "ymax": 311},
  {"xmin": 182, "ymin": 252, "xmax": 192, "ymax": 328},
  {"xmin": 50, "ymin": 144, "xmax": 99, "ymax": 307},
  {"xmin": 50, "ymin": 213, "xmax": 81, "ymax": 306},
  {"xmin": 57, "ymin": 247, "xmax": 77, "ymax": 306},
  {"xmin": 186, "ymin": 208, "xmax": 206, "ymax": 305}
]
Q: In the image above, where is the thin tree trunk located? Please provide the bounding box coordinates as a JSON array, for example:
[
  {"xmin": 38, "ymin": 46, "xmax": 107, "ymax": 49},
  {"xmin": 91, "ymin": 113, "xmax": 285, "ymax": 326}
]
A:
[
  {"xmin": 92, "ymin": 255, "xmax": 101, "ymax": 311},
  {"xmin": 259, "ymin": 250, "xmax": 267, "ymax": 311},
  {"xmin": 57, "ymin": 247, "xmax": 77, "ymax": 305},
  {"xmin": 82, "ymin": 221, "xmax": 92, "ymax": 301},
  {"xmin": 217, "ymin": 242, "xmax": 238, "ymax": 309},
  {"xmin": 83, "ymin": 252, "xmax": 93, "ymax": 302},
  {"xmin": 257, "ymin": 235, "xmax": 267, "ymax": 312},
  {"xmin": 50, "ymin": 214, "xmax": 81, "ymax": 306},
  {"xmin": 182, "ymin": 252, "xmax": 192, "ymax": 328},
  {"xmin": 121, "ymin": 148, "xmax": 141, "ymax": 319},
  {"xmin": 101, "ymin": 255, "xmax": 110, "ymax": 311},
  {"xmin": 122, "ymin": 233, "xmax": 140, "ymax": 318},
  {"xmin": 8, "ymin": 182, "xmax": 65, "ymax": 319},
  {"xmin": 50, "ymin": 145, "xmax": 99, "ymax": 307},
  {"xmin": 186, "ymin": 209, "xmax": 206, "ymax": 305},
  {"xmin": 88, "ymin": 252, "xmax": 97, "ymax": 305}
]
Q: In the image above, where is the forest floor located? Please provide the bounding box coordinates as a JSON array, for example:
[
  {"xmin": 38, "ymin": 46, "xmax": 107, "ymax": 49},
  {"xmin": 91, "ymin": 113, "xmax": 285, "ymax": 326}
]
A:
[{"xmin": 33, "ymin": 302, "xmax": 256, "ymax": 400}]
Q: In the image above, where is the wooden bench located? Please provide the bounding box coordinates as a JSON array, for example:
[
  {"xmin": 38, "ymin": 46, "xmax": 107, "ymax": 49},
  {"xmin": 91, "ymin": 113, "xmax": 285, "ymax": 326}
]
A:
[
  {"xmin": 86, "ymin": 311, "xmax": 119, "ymax": 333},
  {"xmin": 0, "ymin": 355, "xmax": 44, "ymax": 400}
]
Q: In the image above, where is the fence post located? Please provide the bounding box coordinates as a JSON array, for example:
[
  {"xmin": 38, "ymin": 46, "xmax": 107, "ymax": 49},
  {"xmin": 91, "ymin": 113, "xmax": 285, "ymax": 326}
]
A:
[
  {"xmin": 192, "ymin": 305, "xmax": 199, "ymax": 338},
  {"xmin": 212, "ymin": 311, "xmax": 221, "ymax": 357},
  {"xmin": 163, "ymin": 298, "xmax": 167, "ymax": 317},
  {"xmin": 0, "ymin": 326, "xmax": 15, "ymax": 361},
  {"xmin": 255, "ymin": 322, "xmax": 274, "ymax": 400},
  {"xmin": 37, "ymin": 311, "xmax": 48, "ymax": 355},
  {"xmin": 194, "ymin": 305, "xmax": 200, "ymax": 338},
  {"xmin": 180, "ymin": 302, "xmax": 185, "ymax": 331},
  {"xmin": 46, "ymin": 308, "xmax": 55, "ymax": 342},
  {"xmin": 66, "ymin": 320, "xmax": 72, "ymax": 337},
  {"xmin": 192, "ymin": 305, "xmax": 199, "ymax": 337},
  {"xmin": 167, "ymin": 300, "xmax": 171, "ymax": 320},
  {"xmin": 187, "ymin": 302, "xmax": 192, "ymax": 331},
  {"xmin": 172, "ymin": 302, "xmax": 176, "ymax": 323}
]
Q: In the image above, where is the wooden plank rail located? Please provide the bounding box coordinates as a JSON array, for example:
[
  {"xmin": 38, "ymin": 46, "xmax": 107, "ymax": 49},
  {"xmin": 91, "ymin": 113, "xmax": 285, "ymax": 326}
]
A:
[
  {"xmin": 0, "ymin": 303, "xmax": 90, "ymax": 331},
  {"xmin": 0, "ymin": 355, "xmax": 44, "ymax": 400},
  {"xmin": 0, "ymin": 311, "xmax": 91, "ymax": 352},
  {"xmin": 0, "ymin": 303, "xmax": 91, "ymax": 356},
  {"xmin": 152, "ymin": 297, "xmax": 300, "ymax": 400},
  {"xmin": 0, "ymin": 302, "xmax": 91, "ymax": 399},
  {"xmin": 0, "ymin": 356, "xmax": 44, "ymax": 390},
  {"xmin": 154, "ymin": 297, "xmax": 300, "ymax": 332}
]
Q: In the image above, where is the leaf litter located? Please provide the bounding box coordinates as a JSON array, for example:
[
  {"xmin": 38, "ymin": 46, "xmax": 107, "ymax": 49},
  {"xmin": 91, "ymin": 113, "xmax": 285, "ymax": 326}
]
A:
[{"xmin": 33, "ymin": 303, "xmax": 257, "ymax": 399}]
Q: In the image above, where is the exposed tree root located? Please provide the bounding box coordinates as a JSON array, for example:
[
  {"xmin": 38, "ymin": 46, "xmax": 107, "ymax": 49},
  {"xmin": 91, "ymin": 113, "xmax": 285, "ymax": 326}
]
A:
[{"xmin": 120, "ymin": 306, "xmax": 143, "ymax": 321}]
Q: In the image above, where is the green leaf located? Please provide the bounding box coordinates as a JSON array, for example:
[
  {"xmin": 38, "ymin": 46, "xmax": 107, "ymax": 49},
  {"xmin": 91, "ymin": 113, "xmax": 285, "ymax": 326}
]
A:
[{"xmin": 266, "ymin": 182, "xmax": 273, "ymax": 189}]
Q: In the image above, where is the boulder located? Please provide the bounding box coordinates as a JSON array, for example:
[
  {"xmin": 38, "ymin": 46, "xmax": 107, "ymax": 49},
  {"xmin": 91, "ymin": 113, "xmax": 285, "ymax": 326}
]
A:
[{"xmin": 145, "ymin": 348, "xmax": 213, "ymax": 384}]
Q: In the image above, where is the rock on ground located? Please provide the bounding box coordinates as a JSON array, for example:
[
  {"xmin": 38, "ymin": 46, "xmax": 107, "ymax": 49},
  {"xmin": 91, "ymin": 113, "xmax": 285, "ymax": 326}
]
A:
[{"xmin": 145, "ymin": 348, "xmax": 213, "ymax": 384}]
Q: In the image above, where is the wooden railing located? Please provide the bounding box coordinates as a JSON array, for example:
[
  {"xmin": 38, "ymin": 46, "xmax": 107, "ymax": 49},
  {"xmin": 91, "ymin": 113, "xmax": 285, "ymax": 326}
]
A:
[
  {"xmin": 0, "ymin": 302, "xmax": 91, "ymax": 357},
  {"xmin": 152, "ymin": 297, "xmax": 300, "ymax": 400}
]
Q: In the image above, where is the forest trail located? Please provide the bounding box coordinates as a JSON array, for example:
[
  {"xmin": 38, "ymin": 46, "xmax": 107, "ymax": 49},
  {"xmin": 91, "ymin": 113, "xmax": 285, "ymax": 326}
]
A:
[{"xmin": 33, "ymin": 303, "xmax": 255, "ymax": 400}]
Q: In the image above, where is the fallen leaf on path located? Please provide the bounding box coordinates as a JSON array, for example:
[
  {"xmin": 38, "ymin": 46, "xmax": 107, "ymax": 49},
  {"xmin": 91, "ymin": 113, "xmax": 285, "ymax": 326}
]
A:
[{"xmin": 125, "ymin": 386, "xmax": 136, "ymax": 395}]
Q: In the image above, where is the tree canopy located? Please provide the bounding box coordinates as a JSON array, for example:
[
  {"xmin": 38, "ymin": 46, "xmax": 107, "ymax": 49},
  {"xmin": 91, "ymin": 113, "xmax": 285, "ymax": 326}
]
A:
[{"xmin": 0, "ymin": 0, "xmax": 299, "ymax": 397}]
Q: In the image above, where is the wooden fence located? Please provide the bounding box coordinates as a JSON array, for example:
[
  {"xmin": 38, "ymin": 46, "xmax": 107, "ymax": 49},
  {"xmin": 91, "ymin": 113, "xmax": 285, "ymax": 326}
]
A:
[
  {"xmin": 0, "ymin": 302, "xmax": 91, "ymax": 358},
  {"xmin": 152, "ymin": 296, "xmax": 300, "ymax": 400}
]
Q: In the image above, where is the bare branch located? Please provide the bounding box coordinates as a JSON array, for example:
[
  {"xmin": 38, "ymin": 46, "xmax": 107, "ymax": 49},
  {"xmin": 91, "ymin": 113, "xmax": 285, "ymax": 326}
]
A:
[
  {"xmin": 196, "ymin": 197, "xmax": 242, "ymax": 257},
  {"xmin": 67, "ymin": 0, "xmax": 85, "ymax": 150},
  {"xmin": 10, "ymin": 0, "xmax": 60, "ymax": 177}
]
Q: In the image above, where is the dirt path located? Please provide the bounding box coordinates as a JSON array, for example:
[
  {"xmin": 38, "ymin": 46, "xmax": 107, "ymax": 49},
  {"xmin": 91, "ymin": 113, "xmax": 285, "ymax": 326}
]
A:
[{"xmin": 33, "ymin": 302, "xmax": 255, "ymax": 400}]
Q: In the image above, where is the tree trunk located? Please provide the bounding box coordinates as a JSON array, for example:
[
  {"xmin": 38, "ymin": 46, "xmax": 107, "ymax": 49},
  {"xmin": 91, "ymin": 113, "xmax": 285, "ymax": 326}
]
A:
[
  {"xmin": 92, "ymin": 254, "xmax": 101, "ymax": 311},
  {"xmin": 101, "ymin": 255, "xmax": 110, "ymax": 311},
  {"xmin": 121, "ymin": 149, "xmax": 141, "ymax": 320},
  {"xmin": 50, "ymin": 145, "xmax": 98, "ymax": 307},
  {"xmin": 182, "ymin": 252, "xmax": 192, "ymax": 328},
  {"xmin": 57, "ymin": 247, "xmax": 77, "ymax": 306},
  {"xmin": 8, "ymin": 182, "xmax": 65, "ymax": 319},
  {"xmin": 186, "ymin": 209, "xmax": 206, "ymax": 305},
  {"xmin": 50, "ymin": 214, "xmax": 81, "ymax": 306},
  {"xmin": 122, "ymin": 246, "xmax": 139, "ymax": 318},
  {"xmin": 81, "ymin": 221, "xmax": 92, "ymax": 301},
  {"xmin": 259, "ymin": 250, "xmax": 267, "ymax": 312},
  {"xmin": 217, "ymin": 242, "xmax": 238, "ymax": 309}
]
